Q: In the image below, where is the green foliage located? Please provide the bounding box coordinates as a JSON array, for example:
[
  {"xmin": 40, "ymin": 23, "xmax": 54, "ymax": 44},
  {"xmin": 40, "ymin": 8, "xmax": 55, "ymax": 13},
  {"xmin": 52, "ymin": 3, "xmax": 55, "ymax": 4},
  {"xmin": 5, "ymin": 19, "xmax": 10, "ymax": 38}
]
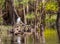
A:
[
  {"xmin": 44, "ymin": 29, "xmax": 58, "ymax": 44},
  {"xmin": 38, "ymin": 2, "xmax": 42, "ymax": 10},
  {"xmin": 45, "ymin": 14, "xmax": 57, "ymax": 23},
  {"xmin": 20, "ymin": 0, "xmax": 29, "ymax": 6},
  {"xmin": 38, "ymin": 0, "xmax": 58, "ymax": 12},
  {"xmin": 14, "ymin": 0, "xmax": 30, "ymax": 7},
  {"xmin": 26, "ymin": 13, "xmax": 35, "ymax": 19},
  {"xmin": 45, "ymin": 0, "xmax": 58, "ymax": 12},
  {"xmin": 0, "ymin": 0, "xmax": 5, "ymax": 6},
  {"xmin": 0, "ymin": 0, "xmax": 5, "ymax": 9},
  {"xmin": 14, "ymin": 0, "xmax": 19, "ymax": 7},
  {"xmin": 0, "ymin": 17, "xmax": 3, "ymax": 24}
]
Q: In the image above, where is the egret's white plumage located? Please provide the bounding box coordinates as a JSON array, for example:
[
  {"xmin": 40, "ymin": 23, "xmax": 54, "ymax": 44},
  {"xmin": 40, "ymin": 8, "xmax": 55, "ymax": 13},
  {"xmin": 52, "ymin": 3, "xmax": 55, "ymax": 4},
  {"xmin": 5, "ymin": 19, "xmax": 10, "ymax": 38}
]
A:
[{"xmin": 17, "ymin": 17, "xmax": 21, "ymax": 24}]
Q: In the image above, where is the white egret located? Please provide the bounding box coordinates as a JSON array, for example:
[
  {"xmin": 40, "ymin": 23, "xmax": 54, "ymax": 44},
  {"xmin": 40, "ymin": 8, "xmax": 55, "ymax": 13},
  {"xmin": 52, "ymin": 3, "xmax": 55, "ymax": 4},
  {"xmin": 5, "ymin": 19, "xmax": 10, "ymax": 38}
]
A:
[{"xmin": 17, "ymin": 17, "xmax": 21, "ymax": 24}]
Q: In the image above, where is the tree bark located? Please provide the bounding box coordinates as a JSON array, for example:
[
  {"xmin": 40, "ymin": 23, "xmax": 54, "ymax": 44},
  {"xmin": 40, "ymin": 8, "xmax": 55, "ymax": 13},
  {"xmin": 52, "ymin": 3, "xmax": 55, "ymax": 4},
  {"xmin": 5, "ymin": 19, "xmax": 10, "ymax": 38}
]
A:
[
  {"xmin": 40, "ymin": 0, "xmax": 45, "ymax": 44},
  {"xmin": 23, "ymin": 5, "xmax": 27, "ymax": 24},
  {"xmin": 56, "ymin": 0, "xmax": 60, "ymax": 42},
  {"xmin": 3, "ymin": 0, "xmax": 18, "ymax": 25}
]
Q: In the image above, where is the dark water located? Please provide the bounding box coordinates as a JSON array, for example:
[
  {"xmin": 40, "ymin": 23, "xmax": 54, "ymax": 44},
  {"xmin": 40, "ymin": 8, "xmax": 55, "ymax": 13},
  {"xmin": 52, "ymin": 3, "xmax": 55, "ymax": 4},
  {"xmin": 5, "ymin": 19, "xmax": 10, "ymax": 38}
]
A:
[{"xmin": 0, "ymin": 26, "xmax": 59, "ymax": 44}]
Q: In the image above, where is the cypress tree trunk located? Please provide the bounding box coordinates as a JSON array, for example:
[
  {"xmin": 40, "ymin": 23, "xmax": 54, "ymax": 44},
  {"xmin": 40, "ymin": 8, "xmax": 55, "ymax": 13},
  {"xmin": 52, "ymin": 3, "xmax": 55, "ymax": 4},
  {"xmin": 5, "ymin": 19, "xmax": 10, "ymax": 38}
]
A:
[
  {"xmin": 3, "ymin": 0, "xmax": 18, "ymax": 25},
  {"xmin": 56, "ymin": 0, "xmax": 60, "ymax": 42},
  {"xmin": 40, "ymin": 0, "xmax": 45, "ymax": 44},
  {"xmin": 26, "ymin": 1, "xmax": 29, "ymax": 24},
  {"xmin": 56, "ymin": 13, "xmax": 60, "ymax": 42},
  {"xmin": 23, "ymin": 5, "xmax": 26, "ymax": 24}
]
